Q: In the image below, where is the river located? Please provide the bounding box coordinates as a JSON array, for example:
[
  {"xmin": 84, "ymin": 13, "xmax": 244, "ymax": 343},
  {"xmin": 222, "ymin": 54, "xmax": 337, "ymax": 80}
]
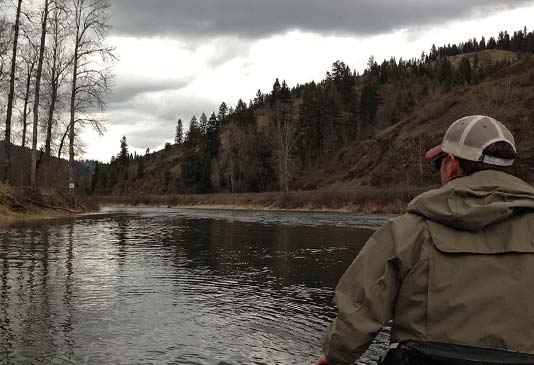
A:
[{"xmin": 0, "ymin": 208, "xmax": 396, "ymax": 364}]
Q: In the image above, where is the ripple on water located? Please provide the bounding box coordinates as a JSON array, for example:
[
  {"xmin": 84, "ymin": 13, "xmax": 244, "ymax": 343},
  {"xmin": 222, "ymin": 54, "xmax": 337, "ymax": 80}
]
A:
[{"xmin": 0, "ymin": 208, "xmax": 393, "ymax": 364}]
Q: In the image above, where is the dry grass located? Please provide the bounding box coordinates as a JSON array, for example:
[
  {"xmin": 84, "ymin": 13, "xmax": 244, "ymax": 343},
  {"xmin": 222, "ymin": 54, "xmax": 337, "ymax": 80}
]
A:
[
  {"xmin": 94, "ymin": 186, "xmax": 429, "ymax": 214},
  {"xmin": 449, "ymin": 50, "xmax": 517, "ymax": 68},
  {"xmin": 0, "ymin": 183, "xmax": 98, "ymax": 225}
]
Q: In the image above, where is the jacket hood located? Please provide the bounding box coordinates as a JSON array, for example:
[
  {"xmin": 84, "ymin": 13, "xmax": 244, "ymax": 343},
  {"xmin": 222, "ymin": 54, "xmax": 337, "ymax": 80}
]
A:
[{"xmin": 407, "ymin": 170, "xmax": 534, "ymax": 231}]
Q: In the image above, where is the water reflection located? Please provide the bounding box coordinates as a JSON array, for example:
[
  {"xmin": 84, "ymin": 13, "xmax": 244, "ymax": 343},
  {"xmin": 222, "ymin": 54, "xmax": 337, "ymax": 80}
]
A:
[{"xmin": 0, "ymin": 208, "xmax": 393, "ymax": 364}]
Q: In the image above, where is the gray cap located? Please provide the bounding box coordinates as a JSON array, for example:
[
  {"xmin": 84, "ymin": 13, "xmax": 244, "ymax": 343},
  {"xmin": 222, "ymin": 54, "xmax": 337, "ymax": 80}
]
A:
[{"xmin": 425, "ymin": 115, "xmax": 516, "ymax": 166}]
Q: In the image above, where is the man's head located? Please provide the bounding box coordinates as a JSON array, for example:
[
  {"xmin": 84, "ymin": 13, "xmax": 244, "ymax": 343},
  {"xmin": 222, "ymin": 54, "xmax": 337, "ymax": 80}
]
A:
[{"xmin": 425, "ymin": 115, "xmax": 517, "ymax": 184}]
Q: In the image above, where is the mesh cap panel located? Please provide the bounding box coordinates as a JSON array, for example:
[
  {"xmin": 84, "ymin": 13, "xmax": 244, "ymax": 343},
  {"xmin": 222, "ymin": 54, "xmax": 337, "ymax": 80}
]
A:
[{"xmin": 440, "ymin": 115, "xmax": 516, "ymax": 166}]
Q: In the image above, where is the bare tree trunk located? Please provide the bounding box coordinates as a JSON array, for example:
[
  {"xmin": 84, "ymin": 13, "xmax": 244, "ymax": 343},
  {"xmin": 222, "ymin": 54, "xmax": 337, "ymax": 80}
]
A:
[
  {"xmin": 67, "ymin": 0, "xmax": 115, "ymax": 196},
  {"xmin": 19, "ymin": 63, "xmax": 34, "ymax": 186},
  {"xmin": 45, "ymin": 83, "xmax": 57, "ymax": 156},
  {"xmin": 45, "ymin": 6, "xmax": 65, "ymax": 157},
  {"xmin": 57, "ymin": 124, "xmax": 69, "ymax": 159},
  {"xmin": 21, "ymin": 62, "xmax": 34, "ymax": 149},
  {"xmin": 31, "ymin": 0, "xmax": 51, "ymax": 190},
  {"xmin": 69, "ymin": 43, "xmax": 79, "ymax": 193},
  {"xmin": 271, "ymin": 101, "xmax": 298, "ymax": 194},
  {"xmin": 3, "ymin": 0, "xmax": 23, "ymax": 184}
]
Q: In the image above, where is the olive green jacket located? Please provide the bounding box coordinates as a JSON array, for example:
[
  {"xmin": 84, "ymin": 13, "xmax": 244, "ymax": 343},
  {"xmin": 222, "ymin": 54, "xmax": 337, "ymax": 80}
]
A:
[{"xmin": 322, "ymin": 170, "xmax": 534, "ymax": 364}]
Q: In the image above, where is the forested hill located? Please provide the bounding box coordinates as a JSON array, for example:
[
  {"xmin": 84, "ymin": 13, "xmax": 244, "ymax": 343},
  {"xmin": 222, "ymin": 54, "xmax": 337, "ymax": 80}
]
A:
[{"xmin": 93, "ymin": 29, "xmax": 534, "ymax": 196}]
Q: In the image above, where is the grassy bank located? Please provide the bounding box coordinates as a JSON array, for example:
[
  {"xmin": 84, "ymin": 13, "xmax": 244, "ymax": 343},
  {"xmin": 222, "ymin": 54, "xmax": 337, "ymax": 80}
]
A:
[
  {"xmin": 95, "ymin": 187, "xmax": 431, "ymax": 214},
  {"xmin": 0, "ymin": 183, "xmax": 97, "ymax": 225}
]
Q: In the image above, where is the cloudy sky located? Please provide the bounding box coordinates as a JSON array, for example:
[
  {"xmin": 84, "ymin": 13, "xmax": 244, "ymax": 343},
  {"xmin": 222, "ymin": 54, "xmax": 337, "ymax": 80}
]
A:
[{"xmin": 82, "ymin": 0, "xmax": 534, "ymax": 162}]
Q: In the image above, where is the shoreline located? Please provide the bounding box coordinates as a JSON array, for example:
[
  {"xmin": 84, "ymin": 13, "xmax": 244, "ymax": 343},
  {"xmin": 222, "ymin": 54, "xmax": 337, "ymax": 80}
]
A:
[
  {"xmin": 0, "ymin": 209, "xmax": 79, "ymax": 226},
  {"xmin": 99, "ymin": 202, "xmax": 383, "ymax": 213},
  {"xmin": 94, "ymin": 188, "xmax": 430, "ymax": 214},
  {"xmin": 1, "ymin": 187, "xmax": 430, "ymax": 224},
  {"xmin": 0, "ymin": 184, "xmax": 98, "ymax": 226}
]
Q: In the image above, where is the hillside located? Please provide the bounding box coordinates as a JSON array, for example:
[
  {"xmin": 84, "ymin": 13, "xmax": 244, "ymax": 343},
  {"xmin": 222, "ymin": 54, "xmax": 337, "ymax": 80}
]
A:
[
  {"xmin": 93, "ymin": 49, "xmax": 534, "ymax": 201},
  {"xmin": 448, "ymin": 49, "xmax": 517, "ymax": 67},
  {"xmin": 296, "ymin": 55, "xmax": 534, "ymax": 190},
  {"xmin": 0, "ymin": 142, "xmax": 95, "ymax": 189}
]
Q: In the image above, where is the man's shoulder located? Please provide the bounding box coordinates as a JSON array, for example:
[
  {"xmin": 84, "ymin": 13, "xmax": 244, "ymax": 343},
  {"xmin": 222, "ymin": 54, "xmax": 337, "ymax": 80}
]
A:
[
  {"xmin": 372, "ymin": 213, "xmax": 428, "ymax": 250},
  {"xmin": 387, "ymin": 212, "xmax": 426, "ymax": 230}
]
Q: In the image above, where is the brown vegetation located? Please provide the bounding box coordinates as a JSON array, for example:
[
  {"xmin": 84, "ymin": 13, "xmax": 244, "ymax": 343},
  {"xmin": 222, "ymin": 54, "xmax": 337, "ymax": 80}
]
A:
[
  {"xmin": 0, "ymin": 183, "xmax": 97, "ymax": 224},
  {"xmin": 294, "ymin": 55, "xmax": 534, "ymax": 190},
  {"xmin": 95, "ymin": 186, "xmax": 427, "ymax": 214}
]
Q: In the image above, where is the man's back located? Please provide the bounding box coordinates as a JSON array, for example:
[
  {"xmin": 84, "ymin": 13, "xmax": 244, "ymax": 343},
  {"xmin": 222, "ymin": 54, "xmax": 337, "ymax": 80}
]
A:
[
  {"xmin": 393, "ymin": 170, "xmax": 534, "ymax": 352},
  {"xmin": 321, "ymin": 170, "xmax": 534, "ymax": 363}
]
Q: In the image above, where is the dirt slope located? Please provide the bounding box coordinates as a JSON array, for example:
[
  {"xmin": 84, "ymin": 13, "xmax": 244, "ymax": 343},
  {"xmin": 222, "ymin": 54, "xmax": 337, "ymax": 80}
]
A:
[{"xmin": 295, "ymin": 55, "xmax": 534, "ymax": 190}]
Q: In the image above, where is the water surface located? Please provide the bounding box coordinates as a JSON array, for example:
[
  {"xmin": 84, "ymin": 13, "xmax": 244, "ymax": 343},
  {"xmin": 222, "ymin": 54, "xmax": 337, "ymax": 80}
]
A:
[{"xmin": 0, "ymin": 208, "xmax": 394, "ymax": 364}]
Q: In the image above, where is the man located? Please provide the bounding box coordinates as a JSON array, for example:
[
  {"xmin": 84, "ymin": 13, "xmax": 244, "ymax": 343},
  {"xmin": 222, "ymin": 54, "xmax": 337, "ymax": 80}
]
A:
[{"xmin": 317, "ymin": 115, "xmax": 534, "ymax": 365}]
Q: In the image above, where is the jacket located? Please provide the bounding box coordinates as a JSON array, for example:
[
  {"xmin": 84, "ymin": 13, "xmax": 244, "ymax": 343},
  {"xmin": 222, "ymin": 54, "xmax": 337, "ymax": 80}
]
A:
[{"xmin": 321, "ymin": 170, "xmax": 534, "ymax": 364}]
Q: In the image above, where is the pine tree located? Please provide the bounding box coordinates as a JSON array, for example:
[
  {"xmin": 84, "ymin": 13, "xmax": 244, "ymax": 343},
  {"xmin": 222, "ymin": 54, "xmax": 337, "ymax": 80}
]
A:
[
  {"xmin": 458, "ymin": 57, "xmax": 472, "ymax": 85},
  {"xmin": 253, "ymin": 89, "xmax": 264, "ymax": 107},
  {"xmin": 280, "ymin": 80, "xmax": 291, "ymax": 103},
  {"xmin": 199, "ymin": 113, "xmax": 208, "ymax": 134},
  {"xmin": 359, "ymin": 82, "xmax": 379, "ymax": 128},
  {"xmin": 270, "ymin": 78, "xmax": 281, "ymax": 105},
  {"xmin": 207, "ymin": 112, "xmax": 220, "ymax": 158},
  {"xmin": 479, "ymin": 37, "xmax": 486, "ymax": 50},
  {"xmin": 218, "ymin": 102, "xmax": 228, "ymax": 122},
  {"xmin": 175, "ymin": 119, "xmax": 183, "ymax": 144},
  {"xmin": 185, "ymin": 116, "xmax": 201, "ymax": 147},
  {"xmin": 118, "ymin": 136, "xmax": 129, "ymax": 168}
]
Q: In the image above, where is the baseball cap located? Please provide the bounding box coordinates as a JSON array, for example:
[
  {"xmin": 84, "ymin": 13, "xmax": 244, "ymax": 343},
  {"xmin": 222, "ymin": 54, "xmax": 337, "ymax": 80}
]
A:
[{"xmin": 425, "ymin": 115, "xmax": 516, "ymax": 166}]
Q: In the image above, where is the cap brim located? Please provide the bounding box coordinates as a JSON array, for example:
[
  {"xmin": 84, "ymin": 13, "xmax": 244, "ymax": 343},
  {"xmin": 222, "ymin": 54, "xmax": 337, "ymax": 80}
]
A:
[{"xmin": 425, "ymin": 145, "xmax": 442, "ymax": 159}]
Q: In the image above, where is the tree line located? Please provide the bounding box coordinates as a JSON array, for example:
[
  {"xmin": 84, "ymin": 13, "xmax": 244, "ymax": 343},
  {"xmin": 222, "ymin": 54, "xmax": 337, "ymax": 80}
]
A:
[
  {"xmin": 0, "ymin": 0, "xmax": 115, "ymax": 192},
  {"xmin": 94, "ymin": 28, "xmax": 528, "ymax": 195},
  {"xmin": 427, "ymin": 28, "xmax": 534, "ymax": 61}
]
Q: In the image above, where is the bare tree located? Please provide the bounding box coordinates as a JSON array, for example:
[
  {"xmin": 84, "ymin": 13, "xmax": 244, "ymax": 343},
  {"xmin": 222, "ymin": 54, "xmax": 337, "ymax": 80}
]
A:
[
  {"xmin": 43, "ymin": 0, "xmax": 70, "ymax": 157},
  {"xmin": 3, "ymin": 0, "xmax": 23, "ymax": 183},
  {"xmin": 473, "ymin": 76, "xmax": 516, "ymax": 120},
  {"xmin": 0, "ymin": 16, "xmax": 12, "ymax": 85},
  {"xmin": 30, "ymin": 0, "xmax": 52, "ymax": 189},
  {"xmin": 67, "ymin": 0, "xmax": 114, "ymax": 193},
  {"xmin": 16, "ymin": 41, "xmax": 37, "ymax": 149},
  {"xmin": 270, "ymin": 100, "xmax": 299, "ymax": 194},
  {"xmin": 217, "ymin": 124, "xmax": 239, "ymax": 192}
]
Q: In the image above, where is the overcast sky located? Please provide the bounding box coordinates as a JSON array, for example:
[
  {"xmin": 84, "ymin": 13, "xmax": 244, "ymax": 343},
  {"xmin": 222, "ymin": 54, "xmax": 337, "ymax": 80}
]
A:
[{"xmin": 82, "ymin": 0, "xmax": 534, "ymax": 162}]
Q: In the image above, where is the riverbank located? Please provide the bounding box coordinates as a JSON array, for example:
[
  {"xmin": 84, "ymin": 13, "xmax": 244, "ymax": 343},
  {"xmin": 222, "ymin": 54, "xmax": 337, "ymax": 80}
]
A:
[
  {"xmin": 95, "ymin": 187, "xmax": 430, "ymax": 214},
  {"xmin": 0, "ymin": 183, "xmax": 97, "ymax": 225}
]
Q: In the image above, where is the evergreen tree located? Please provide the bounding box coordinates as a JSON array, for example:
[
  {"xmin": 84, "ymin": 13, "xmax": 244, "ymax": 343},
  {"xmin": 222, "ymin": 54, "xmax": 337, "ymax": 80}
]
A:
[
  {"xmin": 118, "ymin": 136, "xmax": 129, "ymax": 168},
  {"xmin": 280, "ymin": 80, "xmax": 291, "ymax": 103},
  {"xmin": 487, "ymin": 37, "xmax": 497, "ymax": 49},
  {"xmin": 253, "ymin": 89, "xmax": 264, "ymax": 107},
  {"xmin": 185, "ymin": 116, "xmax": 201, "ymax": 147},
  {"xmin": 330, "ymin": 60, "xmax": 354, "ymax": 108},
  {"xmin": 437, "ymin": 58, "xmax": 453, "ymax": 87},
  {"xmin": 479, "ymin": 37, "xmax": 486, "ymax": 50},
  {"xmin": 234, "ymin": 99, "xmax": 255, "ymax": 127},
  {"xmin": 270, "ymin": 78, "xmax": 282, "ymax": 105},
  {"xmin": 207, "ymin": 112, "xmax": 220, "ymax": 158},
  {"xmin": 175, "ymin": 119, "xmax": 184, "ymax": 144},
  {"xmin": 457, "ymin": 57, "xmax": 472, "ymax": 85},
  {"xmin": 298, "ymin": 83, "xmax": 323, "ymax": 164},
  {"xmin": 199, "ymin": 112, "xmax": 208, "ymax": 134},
  {"xmin": 359, "ymin": 82, "xmax": 379, "ymax": 128},
  {"xmin": 218, "ymin": 102, "xmax": 228, "ymax": 122}
]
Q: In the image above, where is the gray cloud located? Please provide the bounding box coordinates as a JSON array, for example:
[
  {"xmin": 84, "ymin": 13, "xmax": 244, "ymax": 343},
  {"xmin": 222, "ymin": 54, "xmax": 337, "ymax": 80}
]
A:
[
  {"xmin": 109, "ymin": 77, "xmax": 193, "ymax": 104},
  {"xmin": 110, "ymin": 0, "xmax": 530, "ymax": 39},
  {"xmin": 105, "ymin": 91, "xmax": 220, "ymax": 152}
]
